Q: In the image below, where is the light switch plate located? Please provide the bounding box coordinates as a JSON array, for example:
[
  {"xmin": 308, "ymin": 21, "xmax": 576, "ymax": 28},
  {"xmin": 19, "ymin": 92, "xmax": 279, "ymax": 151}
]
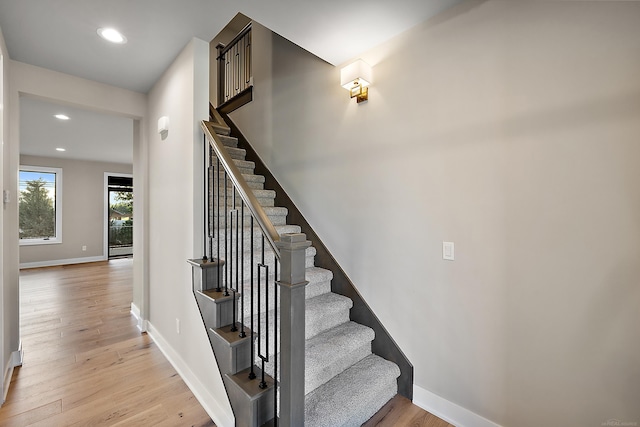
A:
[{"xmin": 443, "ymin": 241, "xmax": 455, "ymax": 261}]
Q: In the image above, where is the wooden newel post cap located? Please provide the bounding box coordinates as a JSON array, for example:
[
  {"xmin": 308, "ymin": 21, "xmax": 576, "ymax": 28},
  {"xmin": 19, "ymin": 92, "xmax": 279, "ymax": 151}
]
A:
[{"xmin": 276, "ymin": 233, "xmax": 311, "ymax": 286}]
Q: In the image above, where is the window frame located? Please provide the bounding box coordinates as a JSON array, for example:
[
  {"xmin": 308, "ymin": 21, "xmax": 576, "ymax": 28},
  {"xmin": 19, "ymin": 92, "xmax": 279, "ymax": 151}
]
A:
[{"xmin": 19, "ymin": 165, "xmax": 63, "ymax": 246}]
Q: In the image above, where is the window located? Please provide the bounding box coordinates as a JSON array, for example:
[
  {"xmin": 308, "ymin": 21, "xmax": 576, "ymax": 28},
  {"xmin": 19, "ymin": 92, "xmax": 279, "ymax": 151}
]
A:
[{"xmin": 19, "ymin": 166, "xmax": 63, "ymax": 245}]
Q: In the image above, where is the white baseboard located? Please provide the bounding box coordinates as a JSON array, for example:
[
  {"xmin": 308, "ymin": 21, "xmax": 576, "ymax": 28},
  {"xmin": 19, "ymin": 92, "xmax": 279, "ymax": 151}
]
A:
[
  {"xmin": 413, "ymin": 384, "xmax": 502, "ymax": 427},
  {"xmin": 2, "ymin": 361, "xmax": 13, "ymax": 405},
  {"xmin": 2, "ymin": 342, "xmax": 23, "ymax": 405},
  {"xmin": 20, "ymin": 255, "xmax": 107, "ymax": 269},
  {"xmin": 11, "ymin": 342, "xmax": 24, "ymax": 368},
  {"xmin": 146, "ymin": 322, "xmax": 234, "ymax": 427},
  {"xmin": 130, "ymin": 303, "xmax": 148, "ymax": 333}
]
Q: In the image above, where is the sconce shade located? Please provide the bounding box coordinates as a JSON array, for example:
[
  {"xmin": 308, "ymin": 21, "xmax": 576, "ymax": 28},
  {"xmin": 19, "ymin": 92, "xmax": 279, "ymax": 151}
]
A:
[
  {"xmin": 158, "ymin": 116, "xmax": 169, "ymax": 134},
  {"xmin": 340, "ymin": 59, "xmax": 372, "ymax": 90}
]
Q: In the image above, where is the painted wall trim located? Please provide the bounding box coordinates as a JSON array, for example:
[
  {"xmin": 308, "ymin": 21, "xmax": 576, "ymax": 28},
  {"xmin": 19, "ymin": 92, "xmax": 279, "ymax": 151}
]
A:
[
  {"xmin": 130, "ymin": 302, "xmax": 148, "ymax": 333},
  {"xmin": 146, "ymin": 322, "xmax": 234, "ymax": 427},
  {"xmin": 413, "ymin": 384, "xmax": 502, "ymax": 427},
  {"xmin": 2, "ymin": 360, "xmax": 13, "ymax": 405},
  {"xmin": 19, "ymin": 255, "xmax": 106, "ymax": 269},
  {"xmin": 2, "ymin": 341, "xmax": 22, "ymax": 405}
]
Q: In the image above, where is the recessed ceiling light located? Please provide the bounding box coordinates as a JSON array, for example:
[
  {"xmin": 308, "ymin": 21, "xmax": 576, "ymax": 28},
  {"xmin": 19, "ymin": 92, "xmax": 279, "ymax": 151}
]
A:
[
  {"xmin": 97, "ymin": 27, "xmax": 127, "ymax": 44},
  {"xmin": 54, "ymin": 114, "xmax": 70, "ymax": 120},
  {"xmin": 56, "ymin": 148, "xmax": 66, "ymax": 152}
]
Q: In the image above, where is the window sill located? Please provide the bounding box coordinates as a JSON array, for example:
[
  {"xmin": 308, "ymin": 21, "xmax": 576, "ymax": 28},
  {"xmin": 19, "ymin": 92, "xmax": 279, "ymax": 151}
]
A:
[{"xmin": 20, "ymin": 239, "xmax": 62, "ymax": 246}]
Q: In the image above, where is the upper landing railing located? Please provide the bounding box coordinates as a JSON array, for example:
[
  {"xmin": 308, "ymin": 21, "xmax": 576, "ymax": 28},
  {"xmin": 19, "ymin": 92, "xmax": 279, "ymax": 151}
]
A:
[{"xmin": 217, "ymin": 24, "xmax": 252, "ymax": 107}]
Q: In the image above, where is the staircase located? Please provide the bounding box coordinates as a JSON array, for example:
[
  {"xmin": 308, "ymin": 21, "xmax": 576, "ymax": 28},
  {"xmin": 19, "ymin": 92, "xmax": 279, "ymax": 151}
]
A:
[{"xmin": 190, "ymin": 121, "xmax": 400, "ymax": 426}]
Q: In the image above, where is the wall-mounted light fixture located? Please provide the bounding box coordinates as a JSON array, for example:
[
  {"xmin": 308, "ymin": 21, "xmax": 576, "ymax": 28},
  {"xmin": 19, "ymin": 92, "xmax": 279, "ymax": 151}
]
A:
[
  {"xmin": 158, "ymin": 116, "xmax": 169, "ymax": 139},
  {"xmin": 340, "ymin": 59, "xmax": 372, "ymax": 104}
]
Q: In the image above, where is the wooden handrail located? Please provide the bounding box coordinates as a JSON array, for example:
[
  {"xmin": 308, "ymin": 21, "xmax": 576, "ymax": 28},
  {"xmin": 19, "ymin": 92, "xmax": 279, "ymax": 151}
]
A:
[{"xmin": 216, "ymin": 23, "xmax": 252, "ymax": 59}]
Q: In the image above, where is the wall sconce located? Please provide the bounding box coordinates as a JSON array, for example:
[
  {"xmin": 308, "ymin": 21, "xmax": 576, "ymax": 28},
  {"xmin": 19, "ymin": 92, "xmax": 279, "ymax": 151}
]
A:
[
  {"xmin": 341, "ymin": 59, "xmax": 372, "ymax": 104},
  {"xmin": 158, "ymin": 116, "xmax": 169, "ymax": 139}
]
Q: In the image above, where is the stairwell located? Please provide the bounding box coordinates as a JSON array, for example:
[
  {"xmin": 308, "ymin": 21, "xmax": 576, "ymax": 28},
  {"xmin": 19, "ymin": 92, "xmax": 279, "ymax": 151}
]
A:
[{"xmin": 190, "ymin": 123, "xmax": 401, "ymax": 426}]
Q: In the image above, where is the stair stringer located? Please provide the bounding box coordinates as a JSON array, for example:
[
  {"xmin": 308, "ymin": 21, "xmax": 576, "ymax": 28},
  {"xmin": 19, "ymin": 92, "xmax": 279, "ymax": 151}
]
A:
[
  {"xmin": 189, "ymin": 258, "xmax": 276, "ymax": 427},
  {"xmin": 220, "ymin": 112, "xmax": 415, "ymax": 401}
]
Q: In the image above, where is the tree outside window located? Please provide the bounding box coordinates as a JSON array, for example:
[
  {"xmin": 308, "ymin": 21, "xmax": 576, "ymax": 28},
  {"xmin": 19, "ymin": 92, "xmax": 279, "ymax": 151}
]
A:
[{"xmin": 19, "ymin": 166, "xmax": 62, "ymax": 244}]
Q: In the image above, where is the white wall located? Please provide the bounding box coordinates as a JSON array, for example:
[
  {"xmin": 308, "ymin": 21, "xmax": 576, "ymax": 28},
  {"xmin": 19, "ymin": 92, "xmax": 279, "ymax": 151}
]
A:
[
  {"xmin": 146, "ymin": 38, "xmax": 233, "ymax": 427},
  {"xmin": 0, "ymin": 23, "xmax": 10, "ymax": 403},
  {"xmin": 230, "ymin": 2, "xmax": 640, "ymax": 426}
]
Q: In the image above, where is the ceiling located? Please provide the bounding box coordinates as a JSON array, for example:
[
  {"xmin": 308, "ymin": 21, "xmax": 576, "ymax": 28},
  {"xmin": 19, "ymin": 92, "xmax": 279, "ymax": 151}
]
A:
[
  {"xmin": 0, "ymin": 0, "xmax": 462, "ymax": 164},
  {"xmin": 20, "ymin": 97, "xmax": 133, "ymax": 164}
]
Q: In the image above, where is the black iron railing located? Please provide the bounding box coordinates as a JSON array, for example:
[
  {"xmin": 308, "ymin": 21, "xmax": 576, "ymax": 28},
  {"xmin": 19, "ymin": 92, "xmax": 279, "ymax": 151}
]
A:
[
  {"xmin": 217, "ymin": 24, "xmax": 252, "ymax": 106},
  {"xmin": 201, "ymin": 119, "xmax": 281, "ymax": 423}
]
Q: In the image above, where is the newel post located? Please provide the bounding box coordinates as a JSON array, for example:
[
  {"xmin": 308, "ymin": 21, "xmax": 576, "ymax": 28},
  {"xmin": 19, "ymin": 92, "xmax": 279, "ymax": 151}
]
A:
[{"xmin": 276, "ymin": 233, "xmax": 311, "ymax": 427}]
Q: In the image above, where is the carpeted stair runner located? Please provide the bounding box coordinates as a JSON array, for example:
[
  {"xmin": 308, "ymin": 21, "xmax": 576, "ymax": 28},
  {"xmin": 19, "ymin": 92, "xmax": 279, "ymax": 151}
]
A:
[{"xmin": 213, "ymin": 130, "xmax": 400, "ymax": 426}]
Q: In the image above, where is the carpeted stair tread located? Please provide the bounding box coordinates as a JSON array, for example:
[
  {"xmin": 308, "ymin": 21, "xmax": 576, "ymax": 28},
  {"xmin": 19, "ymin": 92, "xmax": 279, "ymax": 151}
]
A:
[
  {"xmin": 216, "ymin": 171, "xmax": 264, "ymax": 181},
  {"xmin": 244, "ymin": 292, "xmax": 353, "ymax": 356},
  {"xmin": 231, "ymin": 158, "xmax": 255, "ymax": 170},
  {"xmin": 212, "ymin": 206, "xmax": 288, "ymax": 226},
  {"xmin": 217, "ymin": 134, "xmax": 238, "ymax": 147},
  {"xmin": 215, "ymin": 225, "xmax": 302, "ymax": 242},
  {"xmin": 211, "ymin": 123, "xmax": 231, "ymax": 136},
  {"xmin": 213, "ymin": 246, "xmax": 315, "ymax": 273},
  {"xmin": 223, "ymin": 146, "xmax": 246, "ymax": 160},
  {"xmin": 304, "ymin": 321, "xmax": 374, "ymax": 394},
  {"xmin": 217, "ymin": 174, "xmax": 264, "ymax": 190},
  {"xmin": 238, "ymin": 266, "xmax": 333, "ymax": 319},
  {"xmin": 305, "ymin": 292, "xmax": 352, "ymax": 339},
  {"xmin": 304, "ymin": 267, "xmax": 333, "ymax": 299},
  {"xmin": 214, "ymin": 188, "xmax": 275, "ymax": 199},
  {"xmin": 213, "ymin": 206, "xmax": 287, "ymax": 217},
  {"xmin": 261, "ymin": 321, "xmax": 374, "ymax": 395},
  {"xmin": 214, "ymin": 188, "xmax": 276, "ymax": 207},
  {"xmin": 305, "ymin": 354, "xmax": 400, "ymax": 427}
]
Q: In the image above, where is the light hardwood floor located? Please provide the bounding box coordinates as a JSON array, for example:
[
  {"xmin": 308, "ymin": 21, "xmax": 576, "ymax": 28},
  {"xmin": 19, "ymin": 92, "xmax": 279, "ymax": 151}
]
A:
[
  {"xmin": 0, "ymin": 259, "xmax": 453, "ymax": 427},
  {"xmin": 363, "ymin": 396, "xmax": 455, "ymax": 427},
  {"xmin": 0, "ymin": 259, "xmax": 215, "ymax": 427}
]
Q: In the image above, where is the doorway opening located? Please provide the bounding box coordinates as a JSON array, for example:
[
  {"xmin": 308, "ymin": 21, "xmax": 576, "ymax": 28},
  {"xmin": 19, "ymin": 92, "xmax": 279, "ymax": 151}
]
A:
[{"xmin": 107, "ymin": 175, "xmax": 133, "ymax": 258}]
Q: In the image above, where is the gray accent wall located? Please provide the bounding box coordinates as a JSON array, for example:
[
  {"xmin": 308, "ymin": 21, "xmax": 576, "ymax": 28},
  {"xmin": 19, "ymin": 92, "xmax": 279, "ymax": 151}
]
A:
[
  {"xmin": 19, "ymin": 155, "xmax": 132, "ymax": 265},
  {"xmin": 229, "ymin": 3, "xmax": 640, "ymax": 426}
]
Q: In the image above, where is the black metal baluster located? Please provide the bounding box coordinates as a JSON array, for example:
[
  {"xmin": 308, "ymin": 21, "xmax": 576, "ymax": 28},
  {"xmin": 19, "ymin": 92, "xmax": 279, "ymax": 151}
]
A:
[
  {"xmin": 230, "ymin": 188, "xmax": 238, "ymax": 332},
  {"xmin": 274, "ymin": 257, "xmax": 278, "ymax": 426},
  {"xmin": 224, "ymin": 173, "xmax": 229, "ymax": 296},
  {"xmin": 210, "ymin": 145, "xmax": 215, "ymax": 255},
  {"xmin": 239, "ymin": 201, "xmax": 246, "ymax": 338},
  {"xmin": 215, "ymin": 158, "xmax": 221, "ymax": 292},
  {"xmin": 249, "ymin": 216, "xmax": 256, "ymax": 380},
  {"xmin": 259, "ymin": 235, "xmax": 268, "ymax": 389},
  {"xmin": 202, "ymin": 134, "xmax": 208, "ymax": 261}
]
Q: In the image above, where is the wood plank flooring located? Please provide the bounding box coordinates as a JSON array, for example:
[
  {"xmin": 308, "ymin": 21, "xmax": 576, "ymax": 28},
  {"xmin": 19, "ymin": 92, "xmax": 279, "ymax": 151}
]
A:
[
  {"xmin": 0, "ymin": 259, "xmax": 215, "ymax": 427},
  {"xmin": 363, "ymin": 396, "xmax": 455, "ymax": 427},
  {"xmin": 0, "ymin": 259, "xmax": 454, "ymax": 427}
]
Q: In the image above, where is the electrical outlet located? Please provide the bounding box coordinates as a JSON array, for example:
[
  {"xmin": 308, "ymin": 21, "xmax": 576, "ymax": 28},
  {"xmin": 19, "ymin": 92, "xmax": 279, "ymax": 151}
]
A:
[
  {"xmin": 176, "ymin": 318, "xmax": 180, "ymax": 334},
  {"xmin": 82, "ymin": 245, "xmax": 87, "ymax": 251}
]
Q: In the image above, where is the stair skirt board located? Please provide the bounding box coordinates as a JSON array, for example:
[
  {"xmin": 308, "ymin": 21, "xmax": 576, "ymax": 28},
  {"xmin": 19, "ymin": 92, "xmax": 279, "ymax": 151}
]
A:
[{"xmin": 192, "ymin": 124, "xmax": 404, "ymax": 426}]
